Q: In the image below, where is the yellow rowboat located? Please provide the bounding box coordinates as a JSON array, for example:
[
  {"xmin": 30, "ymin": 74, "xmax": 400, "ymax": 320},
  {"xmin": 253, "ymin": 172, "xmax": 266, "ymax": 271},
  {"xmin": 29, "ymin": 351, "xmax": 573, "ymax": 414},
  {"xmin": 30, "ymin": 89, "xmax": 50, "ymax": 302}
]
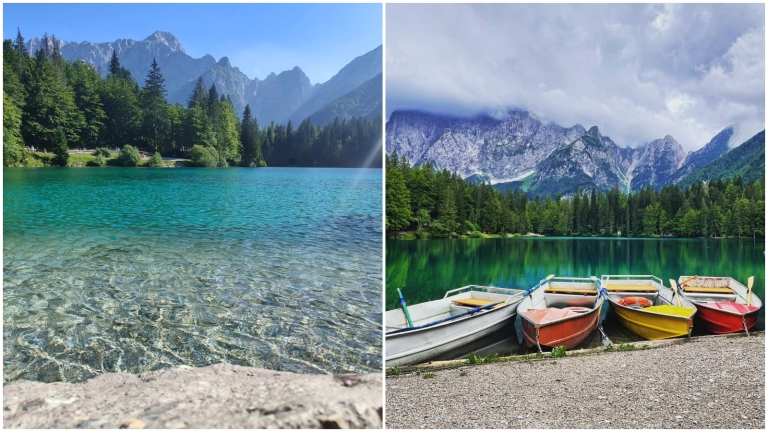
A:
[{"xmin": 600, "ymin": 275, "xmax": 697, "ymax": 340}]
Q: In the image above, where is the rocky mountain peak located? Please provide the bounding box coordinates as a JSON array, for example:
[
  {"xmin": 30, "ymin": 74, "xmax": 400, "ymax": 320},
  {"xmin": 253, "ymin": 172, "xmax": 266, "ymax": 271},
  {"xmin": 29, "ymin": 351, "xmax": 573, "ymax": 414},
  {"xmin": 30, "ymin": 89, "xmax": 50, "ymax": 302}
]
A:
[
  {"xmin": 143, "ymin": 31, "xmax": 184, "ymax": 53},
  {"xmin": 23, "ymin": 31, "xmax": 381, "ymax": 124},
  {"xmin": 217, "ymin": 57, "xmax": 231, "ymax": 68},
  {"xmin": 665, "ymin": 125, "xmax": 735, "ymax": 185},
  {"xmin": 387, "ymin": 107, "xmax": 739, "ymax": 197}
]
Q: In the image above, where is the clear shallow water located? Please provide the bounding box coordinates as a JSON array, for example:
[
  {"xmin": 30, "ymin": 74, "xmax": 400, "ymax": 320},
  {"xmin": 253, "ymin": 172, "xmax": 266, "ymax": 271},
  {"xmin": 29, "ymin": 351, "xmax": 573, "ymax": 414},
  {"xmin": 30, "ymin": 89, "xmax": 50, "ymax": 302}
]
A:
[
  {"xmin": 4, "ymin": 168, "xmax": 382, "ymax": 382},
  {"xmin": 386, "ymin": 237, "xmax": 765, "ymax": 359}
]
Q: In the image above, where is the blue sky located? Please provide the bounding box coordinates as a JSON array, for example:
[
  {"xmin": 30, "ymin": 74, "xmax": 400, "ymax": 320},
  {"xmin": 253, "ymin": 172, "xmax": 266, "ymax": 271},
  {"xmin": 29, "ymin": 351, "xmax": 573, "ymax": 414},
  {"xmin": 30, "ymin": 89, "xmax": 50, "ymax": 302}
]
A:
[{"xmin": 3, "ymin": 3, "xmax": 382, "ymax": 84}]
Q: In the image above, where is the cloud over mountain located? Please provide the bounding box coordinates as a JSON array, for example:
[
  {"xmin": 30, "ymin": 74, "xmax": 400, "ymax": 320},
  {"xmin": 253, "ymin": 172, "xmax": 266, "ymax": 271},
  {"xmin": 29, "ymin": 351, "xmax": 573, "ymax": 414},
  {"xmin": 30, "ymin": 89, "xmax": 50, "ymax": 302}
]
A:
[{"xmin": 386, "ymin": 3, "xmax": 765, "ymax": 151}]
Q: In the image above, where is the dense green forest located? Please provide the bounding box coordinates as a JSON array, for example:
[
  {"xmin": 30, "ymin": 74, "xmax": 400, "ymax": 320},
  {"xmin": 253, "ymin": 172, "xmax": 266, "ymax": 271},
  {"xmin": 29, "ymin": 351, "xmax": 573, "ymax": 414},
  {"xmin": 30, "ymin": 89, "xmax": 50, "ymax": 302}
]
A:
[
  {"xmin": 677, "ymin": 130, "xmax": 765, "ymax": 189},
  {"xmin": 3, "ymin": 31, "xmax": 382, "ymax": 168},
  {"xmin": 386, "ymin": 151, "xmax": 765, "ymax": 239}
]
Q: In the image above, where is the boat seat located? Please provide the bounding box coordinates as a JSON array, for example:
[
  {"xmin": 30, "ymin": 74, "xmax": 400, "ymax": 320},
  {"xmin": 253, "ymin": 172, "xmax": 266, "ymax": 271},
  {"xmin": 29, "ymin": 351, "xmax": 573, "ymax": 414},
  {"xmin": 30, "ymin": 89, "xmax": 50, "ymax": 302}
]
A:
[
  {"xmin": 605, "ymin": 284, "xmax": 658, "ymax": 292},
  {"xmin": 451, "ymin": 298, "xmax": 503, "ymax": 308},
  {"xmin": 642, "ymin": 305, "xmax": 695, "ymax": 318},
  {"xmin": 545, "ymin": 288, "xmax": 597, "ymax": 295},
  {"xmin": 682, "ymin": 286, "xmax": 734, "ymax": 294}
]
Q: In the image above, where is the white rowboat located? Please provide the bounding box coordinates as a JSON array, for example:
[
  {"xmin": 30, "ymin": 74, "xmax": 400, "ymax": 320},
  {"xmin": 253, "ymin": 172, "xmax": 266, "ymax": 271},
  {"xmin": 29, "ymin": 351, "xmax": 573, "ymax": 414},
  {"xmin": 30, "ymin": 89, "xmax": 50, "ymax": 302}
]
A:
[{"xmin": 385, "ymin": 286, "xmax": 525, "ymax": 366}]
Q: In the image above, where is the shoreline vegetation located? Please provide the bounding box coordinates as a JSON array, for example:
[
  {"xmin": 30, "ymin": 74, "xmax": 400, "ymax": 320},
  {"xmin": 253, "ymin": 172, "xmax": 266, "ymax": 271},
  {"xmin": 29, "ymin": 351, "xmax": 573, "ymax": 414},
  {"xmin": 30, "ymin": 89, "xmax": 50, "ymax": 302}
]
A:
[
  {"xmin": 4, "ymin": 31, "xmax": 382, "ymax": 169},
  {"xmin": 386, "ymin": 151, "xmax": 765, "ymax": 240}
]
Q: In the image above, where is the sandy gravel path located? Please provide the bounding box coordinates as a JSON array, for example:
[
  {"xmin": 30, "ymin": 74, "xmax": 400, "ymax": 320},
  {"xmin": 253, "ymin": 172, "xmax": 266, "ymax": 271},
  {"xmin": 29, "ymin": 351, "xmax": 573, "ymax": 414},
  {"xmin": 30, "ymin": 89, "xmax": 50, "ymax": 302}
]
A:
[
  {"xmin": 4, "ymin": 363, "xmax": 382, "ymax": 428},
  {"xmin": 386, "ymin": 334, "xmax": 764, "ymax": 429}
]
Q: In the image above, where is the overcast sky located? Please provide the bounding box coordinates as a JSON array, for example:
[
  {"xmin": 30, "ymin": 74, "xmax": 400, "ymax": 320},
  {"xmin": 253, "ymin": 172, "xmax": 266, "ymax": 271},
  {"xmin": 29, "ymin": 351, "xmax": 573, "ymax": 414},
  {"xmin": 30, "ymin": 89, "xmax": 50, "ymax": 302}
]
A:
[{"xmin": 386, "ymin": 3, "xmax": 765, "ymax": 151}]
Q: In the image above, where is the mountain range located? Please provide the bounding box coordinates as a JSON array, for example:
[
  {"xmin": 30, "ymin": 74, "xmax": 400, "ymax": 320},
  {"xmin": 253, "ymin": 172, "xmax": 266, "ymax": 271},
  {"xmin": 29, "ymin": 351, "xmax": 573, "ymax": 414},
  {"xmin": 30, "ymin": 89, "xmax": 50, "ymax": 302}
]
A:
[
  {"xmin": 27, "ymin": 31, "xmax": 382, "ymax": 125},
  {"xmin": 386, "ymin": 109, "xmax": 764, "ymax": 197}
]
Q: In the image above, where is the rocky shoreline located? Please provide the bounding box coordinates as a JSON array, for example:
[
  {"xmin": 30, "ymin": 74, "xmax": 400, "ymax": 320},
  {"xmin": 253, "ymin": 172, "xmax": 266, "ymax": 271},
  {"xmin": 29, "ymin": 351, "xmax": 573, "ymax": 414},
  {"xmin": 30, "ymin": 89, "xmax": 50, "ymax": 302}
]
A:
[
  {"xmin": 386, "ymin": 333, "xmax": 765, "ymax": 429},
  {"xmin": 4, "ymin": 364, "xmax": 382, "ymax": 429}
]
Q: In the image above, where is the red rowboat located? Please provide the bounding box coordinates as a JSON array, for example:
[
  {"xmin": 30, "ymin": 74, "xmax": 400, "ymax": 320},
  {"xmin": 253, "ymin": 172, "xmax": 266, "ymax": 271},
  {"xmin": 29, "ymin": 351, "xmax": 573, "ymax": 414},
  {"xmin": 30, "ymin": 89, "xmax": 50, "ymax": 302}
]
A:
[
  {"xmin": 677, "ymin": 276, "xmax": 761, "ymax": 334},
  {"xmin": 517, "ymin": 275, "xmax": 604, "ymax": 351}
]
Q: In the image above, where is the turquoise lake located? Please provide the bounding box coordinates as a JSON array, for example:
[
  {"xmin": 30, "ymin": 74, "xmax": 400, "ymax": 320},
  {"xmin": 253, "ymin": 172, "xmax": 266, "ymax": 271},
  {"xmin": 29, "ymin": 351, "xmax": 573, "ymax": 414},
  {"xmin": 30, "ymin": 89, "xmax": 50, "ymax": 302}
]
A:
[
  {"xmin": 387, "ymin": 237, "xmax": 765, "ymax": 359},
  {"xmin": 4, "ymin": 167, "xmax": 383, "ymax": 382}
]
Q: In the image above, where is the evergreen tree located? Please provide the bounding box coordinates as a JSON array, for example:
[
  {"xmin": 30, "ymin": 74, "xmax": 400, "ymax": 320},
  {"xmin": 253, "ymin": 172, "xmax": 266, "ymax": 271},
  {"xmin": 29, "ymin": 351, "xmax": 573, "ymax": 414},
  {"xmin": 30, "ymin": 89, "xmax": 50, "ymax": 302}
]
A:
[
  {"xmin": 4, "ymin": 40, "xmax": 26, "ymax": 106},
  {"xmin": 188, "ymin": 76, "xmax": 207, "ymax": 109},
  {"xmin": 49, "ymin": 34, "xmax": 64, "ymax": 72},
  {"xmin": 140, "ymin": 58, "xmax": 168, "ymax": 152},
  {"xmin": 239, "ymin": 104, "xmax": 255, "ymax": 166},
  {"xmin": 22, "ymin": 49, "xmax": 83, "ymax": 150},
  {"xmin": 207, "ymin": 83, "xmax": 219, "ymax": 112},
  {"xmin": 15, "ymin": 28, "xmax": 27, "ymax": 77},
  {"xmin": 99, "ymin": 63, "xmax": 141, "ymax": 148},
  {"xmin": 68, "ymin": 60, "xmax": 105, "ymax": 147},
  {"xmin": 51, "ymin": 129, "xmax": 69, "ymax": 166},
  {"xmin": 42, "ymin": 33, "xmax": 51, "ymax": 59},
  {"xmin": 109, "ymin": 50, "xmax": 120, "ymax": 75},
  {"xmin": 3, "ymin": 91, "xmax": 24, "ymax": 166},
  {"xmin": 385, "ymin": 167, "xmax": 413, "ymax": 230}
]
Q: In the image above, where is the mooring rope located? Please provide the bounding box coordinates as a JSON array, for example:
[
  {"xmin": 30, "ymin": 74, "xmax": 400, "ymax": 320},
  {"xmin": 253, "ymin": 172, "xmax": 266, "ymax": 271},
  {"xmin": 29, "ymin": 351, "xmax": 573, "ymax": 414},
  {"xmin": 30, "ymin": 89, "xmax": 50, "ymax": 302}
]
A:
[
  {"xmin": 742, "ymin": 315, "xmax": 750, "ymax": 336},
  {"xmin": 687, "ymin": 321, "xmax": 693, "ymax": 340},
  {"xmin": 535, "ymin": 325, "xmax": 543, "ymax": 353}
]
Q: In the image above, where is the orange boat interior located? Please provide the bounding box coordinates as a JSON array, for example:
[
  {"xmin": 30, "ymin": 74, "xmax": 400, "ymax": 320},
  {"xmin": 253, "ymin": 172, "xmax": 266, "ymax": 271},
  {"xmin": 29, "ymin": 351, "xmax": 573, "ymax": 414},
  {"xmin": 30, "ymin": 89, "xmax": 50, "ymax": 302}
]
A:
[{"xmin": 521, "ymin": 307, "xmax": 592, "ymax": 325}]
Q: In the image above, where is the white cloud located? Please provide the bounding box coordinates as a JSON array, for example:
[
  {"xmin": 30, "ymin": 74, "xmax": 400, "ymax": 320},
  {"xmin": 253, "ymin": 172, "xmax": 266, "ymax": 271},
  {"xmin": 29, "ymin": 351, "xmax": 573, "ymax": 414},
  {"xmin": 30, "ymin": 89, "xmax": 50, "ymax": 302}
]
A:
[{"xmin": 386, "ymin": 3, "xmax": 765, "ymax": 151}]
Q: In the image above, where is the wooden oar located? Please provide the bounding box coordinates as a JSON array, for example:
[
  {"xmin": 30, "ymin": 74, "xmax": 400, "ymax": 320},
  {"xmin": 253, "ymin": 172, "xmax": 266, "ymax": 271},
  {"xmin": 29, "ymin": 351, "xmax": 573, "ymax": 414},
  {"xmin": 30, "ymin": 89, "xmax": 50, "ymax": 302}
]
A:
[
  {"xmin": 679, "ymin": 275, "xmax": 698, "ymax": 286},
  {"xmin": 669, "ymin": 279, "xmax": 682, "ymax": 307},
  {"xmin": 748, "ymin": 276, "xmax": 754, "ymax": 306}
]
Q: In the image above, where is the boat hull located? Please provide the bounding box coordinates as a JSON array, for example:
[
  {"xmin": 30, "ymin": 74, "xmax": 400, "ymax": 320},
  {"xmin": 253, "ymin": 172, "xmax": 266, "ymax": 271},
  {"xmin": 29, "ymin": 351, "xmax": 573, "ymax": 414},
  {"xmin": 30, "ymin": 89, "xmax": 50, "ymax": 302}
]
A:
[
  {"xmin": 695, "ymin": 306, "xmax": 759, "ymax": 334},
  {"xmin": 609, "ymin": 301, "xmax": 692, "ymax": 340},
  {"xmin": 386, "ymin": 305, "xmax": 518, "ymax": 366},
  {"xmin": 521, "ymin": 307, "xmax": 600, "ymax": 350}
]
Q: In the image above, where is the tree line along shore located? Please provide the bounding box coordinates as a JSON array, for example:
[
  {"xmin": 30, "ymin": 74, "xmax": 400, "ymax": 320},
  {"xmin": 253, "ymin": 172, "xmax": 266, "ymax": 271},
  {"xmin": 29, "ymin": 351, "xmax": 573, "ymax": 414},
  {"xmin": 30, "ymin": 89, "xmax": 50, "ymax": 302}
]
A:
[
  {"xmin": 3, "ymin": 30, "xmax": 382, "ymax": 168},
  {"xmin": 385, "ymin": 151, "xmax": 765, "ymax": 239}
]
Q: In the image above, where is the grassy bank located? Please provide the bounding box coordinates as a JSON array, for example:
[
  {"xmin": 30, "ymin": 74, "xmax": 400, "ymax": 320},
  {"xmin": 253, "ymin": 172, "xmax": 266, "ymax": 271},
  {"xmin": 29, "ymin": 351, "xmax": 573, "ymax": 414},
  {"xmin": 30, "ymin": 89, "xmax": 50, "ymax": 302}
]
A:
[
  {"xmin": 17, "ymin": 152, "xmax": 182, "ymax": 168},
  {"xmin": 386, "ymin": 332, "xmax": 764, "ymax": 376}
]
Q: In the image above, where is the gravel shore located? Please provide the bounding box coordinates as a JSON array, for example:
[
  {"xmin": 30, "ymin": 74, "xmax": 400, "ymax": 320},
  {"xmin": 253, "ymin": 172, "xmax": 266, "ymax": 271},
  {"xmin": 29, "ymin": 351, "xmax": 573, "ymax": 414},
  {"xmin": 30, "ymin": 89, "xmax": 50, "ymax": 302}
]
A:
[
  {"xmin": 386, "ymin": 334, "xmax": 764, "ymax": 429},
  {"xmin": 4, "ymin": 364, "xmax": 382, "ymax": 428}
]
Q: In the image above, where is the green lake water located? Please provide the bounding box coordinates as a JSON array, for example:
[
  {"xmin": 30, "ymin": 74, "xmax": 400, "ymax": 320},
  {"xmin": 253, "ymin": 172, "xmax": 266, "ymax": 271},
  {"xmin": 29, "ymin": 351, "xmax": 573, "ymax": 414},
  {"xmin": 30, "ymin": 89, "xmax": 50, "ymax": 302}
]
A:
[
  {"xmin": 386, "ymin": 237, "xmax": 765, "ymax": 359},
  {"xmin": 4, "ymin": 167, "xmax": 382, "ymax": 382}
]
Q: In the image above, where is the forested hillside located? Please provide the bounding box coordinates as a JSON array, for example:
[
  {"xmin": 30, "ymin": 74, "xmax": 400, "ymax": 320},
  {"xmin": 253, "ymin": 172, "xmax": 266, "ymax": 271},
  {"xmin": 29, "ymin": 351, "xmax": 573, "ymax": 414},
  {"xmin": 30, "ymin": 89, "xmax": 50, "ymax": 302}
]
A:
[
  {"xmin": 3, "ymin": 31, "xmax": 381, "ymax": 168},
  {"xmin": 386, "ymin": 151, "xmax": 765, "ymax": 239},
  {"xmin": 677, "ymin": 131, "xmax": 765, "ymax": 189}
]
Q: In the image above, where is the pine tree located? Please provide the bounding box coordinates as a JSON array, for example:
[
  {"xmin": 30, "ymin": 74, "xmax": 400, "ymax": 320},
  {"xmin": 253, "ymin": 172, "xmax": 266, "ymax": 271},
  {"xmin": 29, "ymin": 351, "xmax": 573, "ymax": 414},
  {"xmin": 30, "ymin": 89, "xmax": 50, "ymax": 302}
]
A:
[
  {"xmin": 15, "ymin": 28, "xmax": 27, "ymax": 77},
  {"xmin": 50, "ymin": 34, "xmax": 64, "ymax": 72},
  {"xmin": 68, "ymin": 60, "xmax": 106, "ymax": 148},
  {"xmin": 207, "ymin": 83, "xmax": 219, "ymax": 111},
  {"xmin": 52, "ymin": 129, "xmax": 69, "ymax": 166},
  {"xmin": 99, "ymin": 61, "xmax": 141, "ymax": 148},
  {"xmin": 4, "ymin": 40, "xmax": 26, "ymax": 105},
  {"xmin": 239, "ymin": 104, "xmax": 253, "ymax": 165},
  {"xmin": 22, "ymin": 49, "xmax": 83, "ymax": 150},
  {"xmin": 140, "ymin": 58, "xmax": 168, "ymax": 152},
  {"xmin": 42, "ymin": 32, "xmax": 51, "ymax": 59},
  {"xmin": 386, "ymin": 167, "xmax": 411, "ymax": 231},
  {"xmin": 109, "ymin": 50, "xmax": 120, "ymax": 76},
  {"xmin": 3, "ymin": 91, "xmax": 25, "ymax": 166},
  {"xmin": 188, "ymin": 76, "xmax": 207, "ymax": 109}
]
